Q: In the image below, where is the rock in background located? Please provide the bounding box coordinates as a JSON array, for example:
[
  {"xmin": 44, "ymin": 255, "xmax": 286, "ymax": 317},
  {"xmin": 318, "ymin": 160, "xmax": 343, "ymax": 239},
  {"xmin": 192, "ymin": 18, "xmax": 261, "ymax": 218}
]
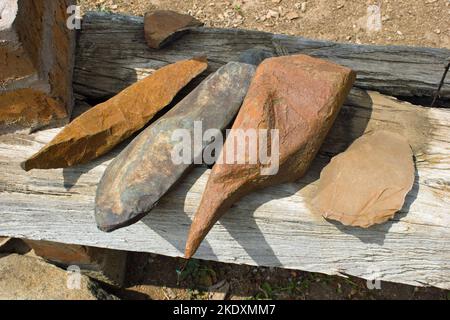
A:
[
  {"xmin": 0, "ymin": 254, "xmax": 118, "ymax": 300},
  {"xmin": 0, "ymin": 0, "xmax": 76, "ymax": 133}
]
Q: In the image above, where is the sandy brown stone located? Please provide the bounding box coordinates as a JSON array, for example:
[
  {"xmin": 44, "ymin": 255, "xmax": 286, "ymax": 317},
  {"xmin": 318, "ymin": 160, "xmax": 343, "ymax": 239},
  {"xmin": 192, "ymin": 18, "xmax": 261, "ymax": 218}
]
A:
[
  {"xmin": 0, "ymin": 0, "xmax": 76, "ymax": 128},
  {"xmin": 0, "ymin": 254, "xmax": 118, "ymax": 300},
  {"xmin": 312, "ymin": 130, "xmax": 415, "ymax": 228},
  {"xmin": 144, "ymin": 10, "xmax": 204, "ymax": 49},
  {"xmin": 0, "ymin": 89, "xmax": 67, "ymax": 134},
  {"xmin": 185, "ymin": 54, "xmax": 356, "ymax": 259},
  {"xmin": 0, "ymin": 46, "xmax": 37, "ymax": 86},
  {"xmin": 21, "ymin": 57, "xmax": 208, "ymax": 171}
]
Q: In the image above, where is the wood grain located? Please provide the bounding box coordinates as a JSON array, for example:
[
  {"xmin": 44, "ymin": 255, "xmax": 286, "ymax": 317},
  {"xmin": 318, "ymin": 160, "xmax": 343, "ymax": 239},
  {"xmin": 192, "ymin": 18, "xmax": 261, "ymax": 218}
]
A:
[
  {"xmin": 74, "ymin": 12, "xmax": 450, "ymax": 102},
  {"xmin": 1, "ymin": 90, "xmax": 449, "ymax": 289}
]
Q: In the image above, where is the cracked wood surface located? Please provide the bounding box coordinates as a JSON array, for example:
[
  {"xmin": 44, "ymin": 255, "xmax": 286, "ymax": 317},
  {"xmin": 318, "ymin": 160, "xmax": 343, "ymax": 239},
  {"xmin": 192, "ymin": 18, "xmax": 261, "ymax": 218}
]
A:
[
  {"xmin": 0, "ymin": 90, "xmax": 449, "ymax": 289},
  {"xmin": 74, "ymin": 12, "xmax": 450, "ymax": 102}
]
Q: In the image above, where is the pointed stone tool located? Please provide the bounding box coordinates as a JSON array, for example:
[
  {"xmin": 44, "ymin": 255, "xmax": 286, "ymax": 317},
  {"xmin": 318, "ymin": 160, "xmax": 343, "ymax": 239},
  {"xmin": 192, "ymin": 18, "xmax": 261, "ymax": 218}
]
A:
[
  {"xmin": 95, "ymin": 62, "xmax": 256, "ymax": 232},
  {"xmin": 312, "ymin": 130, "xmax": 415, "ymax": 228},
  {"xmin": 21, "ymin": 57, "xmax": 207, "ymax": 171},
  {"xmin": 185, "ymin": 54, "xmax": 356, "ymax": 259}
]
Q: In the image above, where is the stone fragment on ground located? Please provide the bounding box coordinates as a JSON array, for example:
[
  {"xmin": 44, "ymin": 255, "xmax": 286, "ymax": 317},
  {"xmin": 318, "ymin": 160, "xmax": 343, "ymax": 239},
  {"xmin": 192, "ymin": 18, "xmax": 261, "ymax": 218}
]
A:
[
  {"xmin": 21, "ymin": 57, "xmax": 207, "ymax": 171},
  {"xmin": 95, "ymin": 61, "xmax": 255, "ymax": 232},
  {"xmin": 185, "ymin": 54, "xmax": 356, "ymax": 258},
  {"xmin": 312, "ymin": 130, "xmax": 415, "ymax": 228},
  {"xmin": 0, "ymin": 254, "xmax": 118, "ymax": 300},
  {"xmin": 144, "ymin": 10, "xmax": 204, "ymax": 49}
]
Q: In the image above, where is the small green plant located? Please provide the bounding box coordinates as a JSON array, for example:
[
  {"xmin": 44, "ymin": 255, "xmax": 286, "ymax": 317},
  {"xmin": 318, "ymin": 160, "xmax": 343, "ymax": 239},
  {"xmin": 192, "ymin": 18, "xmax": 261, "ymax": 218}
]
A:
[
  {"xmin": 95, "ymin": 4, "xmax": 112, "ymax": 14},
  {"xmin": 176, "ymin": 259, "xmax": 200, "ymax": 284},
  {"xmin": 234, "ymin": 5, "xmax": 244, "ymax": 16},
  {"xmin": 254, "ymin": 279, "xmax": 306, "ymax": 300},
  {"xmin": 176, "ymin": 260, "xmax": 217, "ymax": 289},
  {"xmin": 276, "ymin": 279, "xmax": 297, "ymax": 295},
  {"xmin": 255, "ymin": 282, "xmax": 275, "ymax": 300}
]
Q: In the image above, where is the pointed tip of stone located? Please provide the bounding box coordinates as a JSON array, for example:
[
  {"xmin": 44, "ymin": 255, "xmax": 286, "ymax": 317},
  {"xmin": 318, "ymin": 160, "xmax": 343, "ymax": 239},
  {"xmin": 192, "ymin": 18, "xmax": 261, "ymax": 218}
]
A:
[
  {"xmin": 95, "ymin": 205, "xmax": 150, "ymax": 233},
  {"xmin": 20, "ymin": 160, "xmax": 31, "ymax": 172},
  {"xmin": 184, "ymin": 243, "xmax": 197, "ymax": 260}
]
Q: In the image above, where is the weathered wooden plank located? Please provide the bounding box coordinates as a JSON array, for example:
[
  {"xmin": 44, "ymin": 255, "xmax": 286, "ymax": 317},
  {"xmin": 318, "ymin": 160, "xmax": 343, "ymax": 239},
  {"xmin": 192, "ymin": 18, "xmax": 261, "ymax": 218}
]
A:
[
  {"xmin": 74, "ymin": 12, "xmax": 450, "ymax": 101},
  {"xmin": 0, "ymin": 90, "xmax": 449, "ymax": 289}
]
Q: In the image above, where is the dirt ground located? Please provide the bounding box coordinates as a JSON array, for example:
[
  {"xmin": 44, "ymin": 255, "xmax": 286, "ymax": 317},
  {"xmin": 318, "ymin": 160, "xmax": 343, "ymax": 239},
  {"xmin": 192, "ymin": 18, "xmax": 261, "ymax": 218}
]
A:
[
  {"xmin": 77, "ymin": 0, "xmax": 450, "ymax": 300},
  {"xmin": 102, "ymin": 253, "xmax": 448, "ymax": 300},
  {"xmin": 79, "ymin": 0, "xmax": 450, "ymax": 49}
]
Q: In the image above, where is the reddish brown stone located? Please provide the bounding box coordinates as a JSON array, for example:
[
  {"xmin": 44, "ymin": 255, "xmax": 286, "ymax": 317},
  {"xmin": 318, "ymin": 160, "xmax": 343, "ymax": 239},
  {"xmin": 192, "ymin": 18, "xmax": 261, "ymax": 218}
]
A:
[
  {"xmin": 21, "ymin": 57, "xmax": 208, "ymax": 171},
  {"xmin": 312, "ymin": 130, "xmax": 415, "ymax": 228},
  {"xmin": 0, "ymin": 89, "xmax": 67, "ymax": 134},
  {"xmin": 185, "ymin": 54, "xmax": 356, "ymax": 259},
  {"xmin": 144, "ymin": 10, "xmax": 204, "ymax": 49}
]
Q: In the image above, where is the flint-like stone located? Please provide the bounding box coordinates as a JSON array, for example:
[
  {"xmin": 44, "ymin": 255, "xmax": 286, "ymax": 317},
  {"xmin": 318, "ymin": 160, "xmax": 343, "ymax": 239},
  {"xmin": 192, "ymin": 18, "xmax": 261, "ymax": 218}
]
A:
[
  {"xmin": 0, "ymin": 89, "xmax": 67, "ymax": 134},
  {"xmin": 95, "ymin": 62, "xmax": 256, "ymax": 232},
  {"xmin": 144, "ymin": 10, "xmax": 204, "ymax": 49},
  {"xmin": 185, "ymin": 54, "xmax": 356, "ymax": 259},
  {"xmin": 21, "ymin": 57, "xmax": 207, "ymax": 171},
  {"xmin": 312, "ymin": 130, "xmax": 415, "ymax": 228}
]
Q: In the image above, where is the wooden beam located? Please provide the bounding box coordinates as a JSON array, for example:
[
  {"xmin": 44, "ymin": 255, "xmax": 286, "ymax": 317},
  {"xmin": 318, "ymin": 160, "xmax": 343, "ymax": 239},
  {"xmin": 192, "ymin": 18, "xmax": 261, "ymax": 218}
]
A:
[
  {"xmin": 0, "ymin": 90, "xmax": 449, "ymax": 289},
  {"xmin": 74, "ymin": 12, "xmax": 450, "ymax": 102}
]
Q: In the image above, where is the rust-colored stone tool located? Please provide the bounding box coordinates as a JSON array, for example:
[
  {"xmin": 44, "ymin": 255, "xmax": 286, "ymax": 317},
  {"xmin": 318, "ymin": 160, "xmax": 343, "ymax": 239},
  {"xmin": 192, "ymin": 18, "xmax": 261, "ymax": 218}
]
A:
[
  {"xmin": 95, "ymin": 62, "xmax": 256, "ymax": 232},
  {"xmin": 144, "ymin": 10, "xmax": 204, "ymax": 49},
  {"xmin": 185, "ymin": 54, "xmax": 356, "ymax": 259},
  {"xmin": 312, "ymin": 130, "xmax": 415, "ymax": 228},
  {"xmin": 21, "ymin": 57, "xmax": 207, "ymax": 171}
]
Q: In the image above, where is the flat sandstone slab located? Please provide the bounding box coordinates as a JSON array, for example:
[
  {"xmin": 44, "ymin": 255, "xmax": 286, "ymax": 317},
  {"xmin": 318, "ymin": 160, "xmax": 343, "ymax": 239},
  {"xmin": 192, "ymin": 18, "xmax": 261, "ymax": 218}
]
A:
[{"xmin": 313, "ymin": 130, "xmax": 415, "ymax": 228}]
